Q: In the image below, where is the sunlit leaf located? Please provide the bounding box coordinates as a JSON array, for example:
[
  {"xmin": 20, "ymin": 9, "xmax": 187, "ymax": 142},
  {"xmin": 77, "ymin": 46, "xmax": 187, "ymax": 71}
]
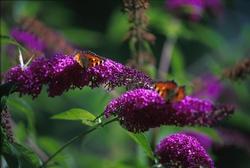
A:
[
  {"xmin": 126, "ymin": 131, "xmax": 154, "ymax": 159},
  {"xmin": 51, "ymin": 108, "xmax": 96, "ymax": 126}
]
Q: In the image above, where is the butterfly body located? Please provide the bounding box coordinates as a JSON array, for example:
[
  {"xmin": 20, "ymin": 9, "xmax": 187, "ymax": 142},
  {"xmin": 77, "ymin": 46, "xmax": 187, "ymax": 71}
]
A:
[
  {"xmin": 154, "ymin": 81, "xmax": 185, "ymax": 102},
  {"xmin": 74, "ymin": 51, "xmax": 105, "ymax": 68}
]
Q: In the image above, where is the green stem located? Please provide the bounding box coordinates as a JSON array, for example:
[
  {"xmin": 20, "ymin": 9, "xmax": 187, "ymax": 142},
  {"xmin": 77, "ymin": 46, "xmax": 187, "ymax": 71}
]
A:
[
  {"xmin": 157, "ymin": 38, "xmax": 176, "ymax": 80},
  {"xmin": 40, "ymin": 118, "xmax": 118, "ymax": 168},
  {"xmin": 94, "ymin": 112, "xmax": 104, "ymax": 122}
]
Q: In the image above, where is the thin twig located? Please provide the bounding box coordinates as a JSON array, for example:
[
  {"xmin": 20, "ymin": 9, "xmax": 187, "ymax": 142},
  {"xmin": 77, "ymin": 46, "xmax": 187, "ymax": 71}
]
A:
[
  {"xmin": 40, "ymin": 118, "xmax": 118, "ymax": 168},
  {"xmin": 157, "ymin": 38, "xmax": 176, "ymax": 80}
]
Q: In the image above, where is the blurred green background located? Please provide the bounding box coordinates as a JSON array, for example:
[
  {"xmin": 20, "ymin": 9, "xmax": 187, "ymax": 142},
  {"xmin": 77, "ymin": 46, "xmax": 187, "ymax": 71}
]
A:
[{"xmin": 1, "ymin": 0, "xmax": 250, "ymax": 168}]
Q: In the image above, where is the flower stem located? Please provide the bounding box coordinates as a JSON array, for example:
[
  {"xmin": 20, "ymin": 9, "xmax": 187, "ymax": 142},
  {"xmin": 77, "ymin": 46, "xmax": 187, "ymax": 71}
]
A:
[
  {"xmin": 40, "ymin": 118, "xmax": 118, "ymax": 168},
  {"xmin": 157, "ymin": 38, "xmax": 176, "ymax": 80}
]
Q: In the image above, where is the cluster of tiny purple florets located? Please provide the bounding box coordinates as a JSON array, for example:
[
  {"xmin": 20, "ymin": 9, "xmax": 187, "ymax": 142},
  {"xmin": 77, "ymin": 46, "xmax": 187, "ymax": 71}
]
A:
[
  {"xmin": 104, "ymin": 89, "xmax": 234, "ymax": 133},
  {"xmin": 155, "ymin": 133, "xmax": 214, "ymax": 168},
  {"xmin": 1, "ymin": 110, "xmax": 14, "ymax": 143},
  {"xmin": 166, "ymin": 96, "xmax": 234, "ymax": 126},
  {"xmin": 4, "ymin": 54, "xmax": 153, "ymax": 97},
  {"xmin": 104, "ymin": 89, "xmax": 166, "ymax": 132}
]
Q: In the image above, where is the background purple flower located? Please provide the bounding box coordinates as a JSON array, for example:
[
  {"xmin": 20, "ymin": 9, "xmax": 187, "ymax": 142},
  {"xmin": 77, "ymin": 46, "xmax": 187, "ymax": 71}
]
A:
[
  {"xmin": 192, "ymin": 74, "xmax": 223, "ymax": 101},
  {"xmin": 155, "ymin": 133, "xmax": 214, "ymax": 168},
  {"xmin": 165, "ymin": 0, "xmax": 205, "ymax": 21},
  {"xmin": 11, "ymin": 28, "xmax": 44, "ymax": 52},
  {"xmin": 165, "ymin": 0, "xmax": 223, "ymax": 21},
  {"xmin": 4, "ymin": 54, "xmax": 153, "ymax": 98},
  {"xmin": 104, "ymin": 89, "xmax": 167, "ymax": 132}
]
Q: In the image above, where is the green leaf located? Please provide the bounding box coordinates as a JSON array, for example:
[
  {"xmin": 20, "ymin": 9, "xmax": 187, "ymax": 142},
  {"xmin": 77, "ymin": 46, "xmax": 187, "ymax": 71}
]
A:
[
  {"xmin": 13, "ymin": 143, "xmax": 42, "ymax": 168},
  {"xmin": 2, "ymin": 142, "xmax": 19, "ymax": 168},
  {"xmin": 226, "ymin": 111, "xmax": 250, "ymax": 131},
  {"xmin": 7, "ymin": 98, "xmax": 36, "ymax": 134},
  {"xmin": 190, "ymin": 23, "xmax": 226, "ymax": 51},
  {"xmin": 51, "ymin": 108, "xmax": 96, "ymax": 126},
  {"xmin": 2, "ymin": 139, "xmax": 41, "ymax": 168},
  {"xmin": 106, "ymin": 9, "xmax": 129, "ymax": 44},
  {"xmin": 126, "ymin": 131, "xmax": 154, "ymax": 159}
]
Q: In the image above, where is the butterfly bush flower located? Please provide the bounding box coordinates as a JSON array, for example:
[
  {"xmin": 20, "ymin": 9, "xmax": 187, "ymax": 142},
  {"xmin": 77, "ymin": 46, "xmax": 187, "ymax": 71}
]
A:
[
  {"xmin": 47, "ymin": 54, "xmax": 89, "ymax": 97},
  {"xmin": 182, "ymin": 131, "xmax": 213, "ymax": 150},
  {"xmin": 105, "ymin": 89, "xmax": 234, "ymax": 133},
  {"xmin": 5, "ymin": 66, "xmax": 43, "ymax": 97},
  {"xmin": 165, "ymin": 0, "xmax": 223, "ymax": 21},
  {"xmin": 4, "ymin": 54, "xmax": 152, "ymax": 97},
  {"xmin": 87, "ymin": 59, "xmax": 152, "ymax": 90},
  {"xmin": 1, "ymin": 110, "xmax": 14, "ymax": 143},
  {"xmin": 155, "ymin": 133, "xmax": 214, "ymax": 168},
  {"xmin": 11, "ymin": 28, "xmax": 44, "ymax": 52},
  {"xmin": 166, "ymin": 0, "xmax": 205, "ymax": 21},
  {"xmin": 192, "ymin": 74, "xmax": 223, "ymax": 101},
  {"xmin": 165, "ymin": 96, "xmax": 234, "ymax": 126},
  {"xmin": 104, "ymin": 89, "xmax": 167, "ymax": 132}
]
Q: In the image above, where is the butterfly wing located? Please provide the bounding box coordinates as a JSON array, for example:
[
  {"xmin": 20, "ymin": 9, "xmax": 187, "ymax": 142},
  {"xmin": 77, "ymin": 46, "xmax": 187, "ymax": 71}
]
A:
[
  {"xmin": 154, "ymin": 81, "xmax": 185, "ymax": 102},
  {"xmin": 83, "ymin": 51, "xmax": 104, "ymax": 67},
  {"xmin": 154, "ymin": 81, "xmax": 177, "ymax": 98},
  {"xmin": 74, "ymin": 51, "xmax": 104, "ymax": 68},
  {"xmin": 172, "ymin": 86, "xmax": 186, "ymax": 102}
]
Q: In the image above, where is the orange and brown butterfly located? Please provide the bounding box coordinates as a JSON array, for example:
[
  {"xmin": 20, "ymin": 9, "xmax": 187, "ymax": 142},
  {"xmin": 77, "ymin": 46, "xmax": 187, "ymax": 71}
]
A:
[
  {"xmin": 153, "ymin": 81, "xmax": 186, "ymax": 102},
  {"xmin": 74, "ymin": 51, "xmax": 105, "ymax": 68}
]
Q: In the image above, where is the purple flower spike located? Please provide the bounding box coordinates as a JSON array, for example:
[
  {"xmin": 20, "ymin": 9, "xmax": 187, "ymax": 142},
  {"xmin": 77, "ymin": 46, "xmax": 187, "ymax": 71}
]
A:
[
  {"xmin": 87, "ymin": 59, "xmax": 152, "ymax": 90},
  {"xmin": 165, "ymin": 96, "xmax": 234, "ymax": 126},
  {"xmin": 104, "ymin": 89, "xmax": 166, "ymax": 132},
  {"xmin": 104, "ymin": 90, "xmax": 234, "ymax": 132},
  {"xmin": 47, "ymin": 54, "xmax": 89, "ymax": 97},
  {"xmin": 87, "ymin": 59, "xmax": 124, "ymax": 88},
  {"xmin": 155, "ymin": 133, "xmax": 214, "ymax": 168},
  {"xmin": 1, "ymin": 110, "xmax": 14, "ymax": 143},
  {"xmin": 182, "ymin": 131, "xmax": 213, "ymax": 150},
  {"xmin": 11, "ymin": 28, "xmax": 44, "ymax": 52},
  {"xmin": 5, "ymin": 66, "xmax": 43, "ymax": 98},
  {"xmin": 192, "ymin": 74, "xmax": 223, "ymax": 101}
]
